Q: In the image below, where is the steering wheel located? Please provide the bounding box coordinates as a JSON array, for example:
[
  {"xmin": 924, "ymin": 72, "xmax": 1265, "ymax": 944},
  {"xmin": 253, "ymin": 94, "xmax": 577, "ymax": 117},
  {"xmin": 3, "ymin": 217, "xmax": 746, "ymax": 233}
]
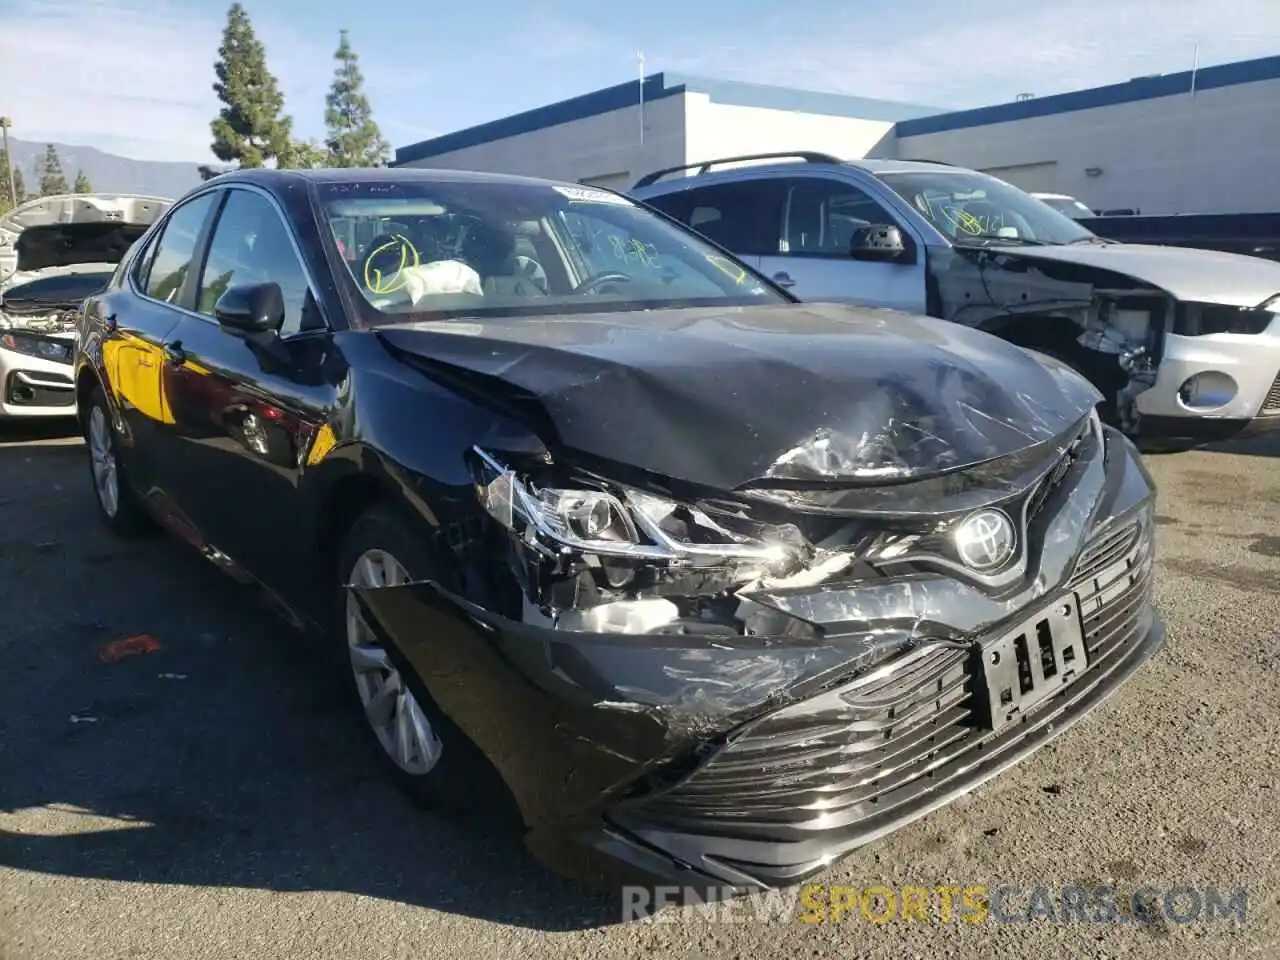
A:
[
  {"xmin": 573, "ymin": 271, "xmax": 633, "ymax": 295},
  {"xmin": 511, "ymin": 255, "xmax": 549, "ymax": 292},
  {"xmin": 361, "ymin": 233, "xmax": 421, "ymax": 295}
]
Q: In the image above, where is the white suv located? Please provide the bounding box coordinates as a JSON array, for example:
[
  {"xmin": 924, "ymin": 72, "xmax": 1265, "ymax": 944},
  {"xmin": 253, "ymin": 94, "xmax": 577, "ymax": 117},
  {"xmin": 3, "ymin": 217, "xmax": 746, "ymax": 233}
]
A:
[{"xmin": 632, "ymin": 152, "xmax": 1280, "ymax": 449}]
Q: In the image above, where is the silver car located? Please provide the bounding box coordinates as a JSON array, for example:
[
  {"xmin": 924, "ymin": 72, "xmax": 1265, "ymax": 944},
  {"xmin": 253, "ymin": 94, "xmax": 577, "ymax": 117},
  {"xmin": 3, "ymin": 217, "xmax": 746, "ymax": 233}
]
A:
[
  {"xmin": 0, "ymin": 193, "xmax": 172, "ymax": 419},
  {"xmin": 632, "ymin": 154, "xmax": 1280, "ymax": 449}
]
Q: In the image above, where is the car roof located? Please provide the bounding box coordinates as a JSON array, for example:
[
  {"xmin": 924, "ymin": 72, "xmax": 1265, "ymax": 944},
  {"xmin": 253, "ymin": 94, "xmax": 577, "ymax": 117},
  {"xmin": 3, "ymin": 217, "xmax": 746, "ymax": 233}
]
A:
[
  {"xmin": 217, "ymin": 166, "xmax": 589, "ymax": 196},
  {"xmin": 631, "ymin": 157, "xmax": 972, "ymax": 194}
]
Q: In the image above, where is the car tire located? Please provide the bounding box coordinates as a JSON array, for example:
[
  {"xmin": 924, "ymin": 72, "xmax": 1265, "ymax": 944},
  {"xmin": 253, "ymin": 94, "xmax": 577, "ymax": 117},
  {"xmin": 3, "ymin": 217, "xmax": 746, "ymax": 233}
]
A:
[
  {"xmin": 335, "ymin": 504, "xmax": 515, "ymax": 823},
  {"xmin": 84, "ymin": 385, "xmax": 153, "ymax": 537}
]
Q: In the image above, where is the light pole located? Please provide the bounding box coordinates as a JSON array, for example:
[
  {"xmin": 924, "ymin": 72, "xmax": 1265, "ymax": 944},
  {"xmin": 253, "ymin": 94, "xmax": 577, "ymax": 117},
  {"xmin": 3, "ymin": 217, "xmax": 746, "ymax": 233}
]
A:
[{"xmin": 0, "ymin": 117, "xmax": 15, "ymax": 207}]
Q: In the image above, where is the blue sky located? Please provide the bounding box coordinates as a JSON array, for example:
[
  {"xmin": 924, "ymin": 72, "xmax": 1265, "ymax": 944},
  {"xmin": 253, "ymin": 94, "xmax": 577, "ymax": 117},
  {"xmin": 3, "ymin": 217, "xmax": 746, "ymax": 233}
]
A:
[{"xmin": 1, "ymin": 0, "xmax": 1278, "ymax": 163}]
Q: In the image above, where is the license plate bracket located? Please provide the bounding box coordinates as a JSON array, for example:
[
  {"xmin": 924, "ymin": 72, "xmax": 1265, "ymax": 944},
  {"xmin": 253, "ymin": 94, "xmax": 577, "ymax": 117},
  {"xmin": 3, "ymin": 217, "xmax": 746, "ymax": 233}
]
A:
[{"xmin": 978, "ymin": 594, "xmax": 1087, "ymax": 733}]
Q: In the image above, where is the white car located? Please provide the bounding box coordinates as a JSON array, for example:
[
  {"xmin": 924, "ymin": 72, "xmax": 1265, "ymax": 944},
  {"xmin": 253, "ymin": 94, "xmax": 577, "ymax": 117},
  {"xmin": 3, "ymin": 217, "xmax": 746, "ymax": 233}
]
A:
[
  {"xmin": 0, "ymin": 193, "xmax": 172, "ymax": 419},
  {"xmin": 1031, "ymin": 192, "xmax": 1096, "ymax": 219},
  {"xmin": 633, "ymin": 154, "xmax": 1280, "ymax": 449}
]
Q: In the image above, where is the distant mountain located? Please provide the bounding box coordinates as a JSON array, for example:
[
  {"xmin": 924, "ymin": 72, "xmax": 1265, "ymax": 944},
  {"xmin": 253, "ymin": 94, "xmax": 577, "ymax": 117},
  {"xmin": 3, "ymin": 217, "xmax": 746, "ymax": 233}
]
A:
[{"xmin": 4, "ymin": 137, "xmax": 203, "ymax": 200}]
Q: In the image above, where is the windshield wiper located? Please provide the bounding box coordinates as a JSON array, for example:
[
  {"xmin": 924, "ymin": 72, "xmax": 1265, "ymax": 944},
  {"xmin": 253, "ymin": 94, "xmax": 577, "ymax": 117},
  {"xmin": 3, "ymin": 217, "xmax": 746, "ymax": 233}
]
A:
[{"xmin": 954, "ymin": 234, "xmax": 1047, "ymax": 246}]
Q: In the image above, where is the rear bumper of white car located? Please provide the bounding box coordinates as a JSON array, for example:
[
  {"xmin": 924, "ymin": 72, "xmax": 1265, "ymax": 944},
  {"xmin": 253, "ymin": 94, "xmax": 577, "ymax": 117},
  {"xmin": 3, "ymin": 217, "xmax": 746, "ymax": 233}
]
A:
[
  {"xmin": 1136, "ymin": 316, "xmax": 1280, "ymax": 441},
  {"xmin": 0, "ymin": 337, "xmax": 77, "ymax": 419}
]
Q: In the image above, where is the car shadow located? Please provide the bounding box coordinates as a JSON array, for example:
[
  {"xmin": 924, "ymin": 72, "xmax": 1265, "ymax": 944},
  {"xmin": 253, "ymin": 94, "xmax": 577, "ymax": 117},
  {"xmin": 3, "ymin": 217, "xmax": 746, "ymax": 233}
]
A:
[
  {"xmin": 0, "ymin": 433, "xmax": 621, "ymax": 931},
  {"xmin": 1140, "ymin": 429, "xmax": 1280, "ymax": 459},
  {"xmin": 1202, "ymin": 430, "xmax": 1280, "ymax": 458}
]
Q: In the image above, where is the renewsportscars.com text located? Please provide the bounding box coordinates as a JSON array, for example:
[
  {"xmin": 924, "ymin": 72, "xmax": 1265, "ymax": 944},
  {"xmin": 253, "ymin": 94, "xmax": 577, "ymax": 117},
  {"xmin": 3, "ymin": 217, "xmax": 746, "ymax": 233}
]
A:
[{"xmin": 622, "ymin": 884, "xmax": 1249, "ymax": 925}]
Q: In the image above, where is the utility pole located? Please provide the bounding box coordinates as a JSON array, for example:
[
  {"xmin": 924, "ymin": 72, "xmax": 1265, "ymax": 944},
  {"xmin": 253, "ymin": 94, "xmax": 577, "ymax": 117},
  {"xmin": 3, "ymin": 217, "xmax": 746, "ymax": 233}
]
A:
[
  {"xmin": 636, "ymin": 51, "xmax": 645, "ymax": 145},
  {"xmin": 0, "ymin": 117, "xmax": 15, "ymax": 208}
]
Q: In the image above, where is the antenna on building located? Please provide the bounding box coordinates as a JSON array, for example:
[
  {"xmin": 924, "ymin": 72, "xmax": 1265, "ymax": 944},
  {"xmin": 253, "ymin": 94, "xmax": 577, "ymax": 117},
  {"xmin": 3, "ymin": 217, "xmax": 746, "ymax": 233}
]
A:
[
  {"xmin": 1015, "ymin": 92, "xmax": 1034, "ymax": 101},
  {"xmin": 1190, "ymin": 42, "xmax": 1200, "ymax": 96},
  {"xmin": 637, "ymin": 50, "xmax": 646, "ymax": 144}
]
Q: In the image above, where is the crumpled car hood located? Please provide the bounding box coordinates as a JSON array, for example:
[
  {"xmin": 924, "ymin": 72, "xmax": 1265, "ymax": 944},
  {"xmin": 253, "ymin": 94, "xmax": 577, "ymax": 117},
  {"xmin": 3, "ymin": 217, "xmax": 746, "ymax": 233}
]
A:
[
  {"xmin": 377, "ymin": 302, "xmax": 1100, "ymax": 491},
  {"xmin": 992, "ymin": 241, "xmax": 1280, "ymax": 308},
  {"xmin": 0, "ymin": 193, "xmax": 172, "ymax": 284}
]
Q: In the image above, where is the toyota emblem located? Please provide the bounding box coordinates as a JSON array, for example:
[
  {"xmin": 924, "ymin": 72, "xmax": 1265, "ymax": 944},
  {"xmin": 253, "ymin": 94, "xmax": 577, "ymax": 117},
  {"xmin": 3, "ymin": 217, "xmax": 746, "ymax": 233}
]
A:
[{"xmin": 954, "ymin": 509, "xmax": 1017, "ymax": 571}]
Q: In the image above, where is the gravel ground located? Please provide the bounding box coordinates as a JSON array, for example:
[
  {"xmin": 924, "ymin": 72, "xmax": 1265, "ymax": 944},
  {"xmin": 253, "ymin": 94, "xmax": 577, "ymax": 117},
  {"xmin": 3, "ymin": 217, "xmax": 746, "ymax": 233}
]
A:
[{"xmin": 0, "ymin": 421, "xmax": 1277, "ymax": 960}]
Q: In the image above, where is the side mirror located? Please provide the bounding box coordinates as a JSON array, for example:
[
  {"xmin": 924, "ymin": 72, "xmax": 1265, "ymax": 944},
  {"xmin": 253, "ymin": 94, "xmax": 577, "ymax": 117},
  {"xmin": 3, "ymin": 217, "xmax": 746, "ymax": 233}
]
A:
[
  {"xmin": 214, "ymin": 282, "xmax": 285, "ymax": 334},
  {"xmin": 850, "ymin": 224, "xmax": 909, "ymax": 262}
]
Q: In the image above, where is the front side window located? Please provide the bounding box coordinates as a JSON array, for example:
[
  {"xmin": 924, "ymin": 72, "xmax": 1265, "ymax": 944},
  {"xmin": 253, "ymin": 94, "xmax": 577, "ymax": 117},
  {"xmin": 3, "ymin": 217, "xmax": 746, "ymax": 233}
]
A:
[
  {"xmin": 559, "ymin": 208, "xmax": 727, "ymax": 298},
  {"xmin": 780, "ymin": 178, "xmax": 900, "ymax": 256},
  {"xmin": 316, "ymin": 179, "xmax": 783, "ymax": 326},
  {"xmin": 142, "ymin": 193, "xmax": 218, "ymax": 305},
  {"xmin": 196, "ymin": 190, "xmax": 315, "ymax": 334},
  {"xmin": 878, "ymin": 170, "xmax": 1095, "ymax": 246}
]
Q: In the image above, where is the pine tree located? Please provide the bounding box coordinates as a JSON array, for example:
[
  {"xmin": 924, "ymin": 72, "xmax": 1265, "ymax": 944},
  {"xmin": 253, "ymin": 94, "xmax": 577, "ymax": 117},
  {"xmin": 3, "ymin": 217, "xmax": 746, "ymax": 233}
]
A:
[
  {"xmin": 73, "ymin": 170, "xmax": 92, "ymax": 193},
  {"xmin": 0, "ymin": 150, "xmax": 24, "ymax": 214},
  {"xmin": 323, "ymin": 30, "xmax": 389, "ymax": 168},
  {"xmin": 39, "ymin": 144, "xmax": 69, "ymax": 196},
  {"xmin": 209, "ymin": 2, "xmax": 293, "ymax": 169},
  {"xmin": 283, "ymin": 139, "xmax": 329, "ymax": 169}
]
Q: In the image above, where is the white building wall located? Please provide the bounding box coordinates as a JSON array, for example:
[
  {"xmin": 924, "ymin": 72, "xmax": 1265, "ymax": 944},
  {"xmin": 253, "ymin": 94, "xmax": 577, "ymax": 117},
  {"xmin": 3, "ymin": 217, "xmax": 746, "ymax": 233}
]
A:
[
  {"xmin": 894, "ymin": 78, "xmax": 1280, "ymax": 215},
  {"xmin": 681, "ymin": 95, "xmax": 898, "ymax": 167},
  {"xmin": 397, "ymin": 95, "xmax": 687, "ymax": 189}
]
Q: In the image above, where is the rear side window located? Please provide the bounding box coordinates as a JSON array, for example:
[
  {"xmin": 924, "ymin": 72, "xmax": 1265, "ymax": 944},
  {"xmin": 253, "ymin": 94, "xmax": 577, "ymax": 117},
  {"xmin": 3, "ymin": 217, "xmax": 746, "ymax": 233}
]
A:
[
  {"xmin": 143, "ymin": 193, "xmax": 218, "ymax": 305},
  {"xmin": 643, "ymin": 181, "xmax": 781, "ymax": 256}
]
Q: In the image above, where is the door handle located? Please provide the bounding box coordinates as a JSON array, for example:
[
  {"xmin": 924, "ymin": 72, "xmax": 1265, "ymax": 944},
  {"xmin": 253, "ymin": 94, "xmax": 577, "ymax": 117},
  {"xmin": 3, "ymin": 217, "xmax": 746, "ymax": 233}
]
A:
[
  {"xmin": 772, "ymin": 271, "xmax": 797, "ymax": 288},
  {"xmin": 163, "ymin": 341, "xmax": 186, "ymax": 366}
]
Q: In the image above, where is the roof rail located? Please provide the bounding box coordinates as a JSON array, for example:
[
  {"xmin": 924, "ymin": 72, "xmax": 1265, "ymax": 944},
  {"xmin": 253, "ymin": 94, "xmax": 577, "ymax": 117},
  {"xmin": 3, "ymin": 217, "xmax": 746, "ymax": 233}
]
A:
[
  {"xmin": 895, "ymin": 157, "xmax": 959, "ymax": 166},
  {"xmin": 633, "ymin": 151, "xmax": 843, "ymax": 189}
]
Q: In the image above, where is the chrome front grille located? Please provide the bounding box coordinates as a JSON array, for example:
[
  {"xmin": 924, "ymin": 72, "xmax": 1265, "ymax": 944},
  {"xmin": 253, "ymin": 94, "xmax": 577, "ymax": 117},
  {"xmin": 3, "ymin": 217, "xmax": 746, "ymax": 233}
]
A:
[
  {"xmin": 1071, "ymin": 520, "xmax": 1141, "ymax": 587},
  {"xmin": 639, "ymin": 517, "xmax": 1155, "ymax": 840},
  {"xmin": 1072, "ymin": 519, "xmax": 1154, "ymax": 658},
  {"xmin": 1261, "ymin": 372, "xmax": 1280, "ymax": 416}
]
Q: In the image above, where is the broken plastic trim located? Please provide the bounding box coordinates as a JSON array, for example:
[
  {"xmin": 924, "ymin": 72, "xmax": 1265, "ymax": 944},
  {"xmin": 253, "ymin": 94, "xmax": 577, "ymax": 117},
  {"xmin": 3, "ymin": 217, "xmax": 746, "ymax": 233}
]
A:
[{"xmin": 471, "ymin": 446, "xmax": 800, "ymax": 572}]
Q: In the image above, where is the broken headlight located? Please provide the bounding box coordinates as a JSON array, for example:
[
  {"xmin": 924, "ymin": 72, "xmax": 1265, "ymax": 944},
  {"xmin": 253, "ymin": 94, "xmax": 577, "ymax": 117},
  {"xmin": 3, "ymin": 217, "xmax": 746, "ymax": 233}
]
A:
[{"xmin": 471, "ymin": 446, "xmax": 801, "ymax": 573}]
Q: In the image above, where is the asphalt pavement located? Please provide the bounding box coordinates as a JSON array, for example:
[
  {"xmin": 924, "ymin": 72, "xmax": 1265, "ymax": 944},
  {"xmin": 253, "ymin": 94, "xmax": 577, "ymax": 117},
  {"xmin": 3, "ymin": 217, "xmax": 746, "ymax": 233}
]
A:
[{"xmin": 0, "ymin": 420, "xmax": 1277, "ymax": 960}]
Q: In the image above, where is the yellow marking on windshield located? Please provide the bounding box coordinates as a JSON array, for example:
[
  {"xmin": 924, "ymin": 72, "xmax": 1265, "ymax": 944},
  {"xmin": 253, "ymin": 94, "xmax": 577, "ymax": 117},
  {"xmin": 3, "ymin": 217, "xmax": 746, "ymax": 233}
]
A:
[
  {"xmin": 363, "ymin": 234, "xmax": 420, "ymax": 294},
  {"xmin": 955, "ymin": 210, "xmax": 984, "ymax": 235},
  {"xmin": 705, "ymin": 254, "xmax": 747, "ymax": 285}
]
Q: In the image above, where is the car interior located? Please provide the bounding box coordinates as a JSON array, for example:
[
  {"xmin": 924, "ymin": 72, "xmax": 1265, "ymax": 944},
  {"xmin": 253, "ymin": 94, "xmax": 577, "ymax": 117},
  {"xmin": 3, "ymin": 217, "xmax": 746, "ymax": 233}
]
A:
[{"xmin": 325, "ymin": 193, "xmax": 745, "ymax": 317}]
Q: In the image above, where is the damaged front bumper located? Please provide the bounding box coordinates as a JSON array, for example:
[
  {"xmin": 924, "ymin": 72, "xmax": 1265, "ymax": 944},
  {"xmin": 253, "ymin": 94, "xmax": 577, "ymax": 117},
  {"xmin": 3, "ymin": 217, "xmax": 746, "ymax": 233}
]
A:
[
  {"xmin": 349, "ymin": 426, "xmax": 1164, "ymax": 892},
  {"xmin": 1134, "ymin": 309, "xmax": 1280, "ymax": 440}
]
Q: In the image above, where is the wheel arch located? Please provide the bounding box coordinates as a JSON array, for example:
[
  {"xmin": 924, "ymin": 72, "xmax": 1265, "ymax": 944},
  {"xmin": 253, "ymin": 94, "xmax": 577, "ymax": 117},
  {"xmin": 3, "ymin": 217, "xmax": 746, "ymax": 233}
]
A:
[
  {"xmin": 308, "ymin": 447, "xmax": 457, "ymax": 595},
  {"xmin": 977, "ymin": 311, "xmax": 1083, "ymax": 349},
  {"xmin": 313, "ymin": 465, "xmax": 399, "ymax": 589},
  {"xmin": 74, "ymin": 364, "xmax": 107, "ymax": 434}
]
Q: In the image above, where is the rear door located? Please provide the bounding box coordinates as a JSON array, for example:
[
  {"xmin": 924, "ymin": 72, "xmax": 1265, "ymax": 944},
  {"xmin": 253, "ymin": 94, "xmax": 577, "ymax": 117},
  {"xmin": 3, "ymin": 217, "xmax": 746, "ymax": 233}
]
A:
[
  {"xmin": 155, "ymin": 184, "xmax": 337, "ymax": 604},
  {"xmin": 639, "ymin": 179, "xmax": 783, "ymax": 272},
  {"xmin": 96, "ymin": 190, "xmax": 220, "ymax": 496},
  {"xmin": 758, "ymin": 175, "xmax": 928, "ymax": 313}
]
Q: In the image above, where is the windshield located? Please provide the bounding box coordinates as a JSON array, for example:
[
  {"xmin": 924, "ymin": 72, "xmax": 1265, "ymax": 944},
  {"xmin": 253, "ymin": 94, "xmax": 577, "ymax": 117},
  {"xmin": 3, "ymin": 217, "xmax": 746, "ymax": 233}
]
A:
[
  {"xmin": 877, "ymin": 171, "xmax": 1096, "ymax": 245},
  {"xmin": 315, "ymin": 178, "xmax": 782, "ymax": 326},
  {"xmin": 1037, "ymin": 196, "xmax": 1095, "ymax": 219}
]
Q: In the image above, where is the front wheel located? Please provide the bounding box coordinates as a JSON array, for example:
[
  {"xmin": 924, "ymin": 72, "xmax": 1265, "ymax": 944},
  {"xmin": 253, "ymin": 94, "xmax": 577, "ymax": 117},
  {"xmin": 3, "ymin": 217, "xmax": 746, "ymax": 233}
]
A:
[
  {"xmin": 335, "ymin": 505, "xmax": 508, "ymax": 817},
  {"xmin": 84, "ymin": 386, "xmax": 152, "ymax": 537}
]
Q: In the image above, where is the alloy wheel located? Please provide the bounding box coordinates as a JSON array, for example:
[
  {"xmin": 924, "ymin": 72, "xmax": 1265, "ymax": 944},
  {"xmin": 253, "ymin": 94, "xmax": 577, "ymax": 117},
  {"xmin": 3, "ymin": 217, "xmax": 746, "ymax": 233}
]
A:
[
  {"xmin": 88, "ymin": 405, "xmax": 120, "ymax": 519},
  {"xmin": 345, "ymin": 549, "xmax": 442, "ymax": 776}
]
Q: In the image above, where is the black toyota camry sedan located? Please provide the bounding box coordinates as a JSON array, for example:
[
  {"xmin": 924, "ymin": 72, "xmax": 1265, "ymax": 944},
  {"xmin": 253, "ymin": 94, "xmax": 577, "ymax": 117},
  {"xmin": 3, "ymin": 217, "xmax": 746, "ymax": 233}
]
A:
[{"xmin": 72, "ymin": 167, "xmax": 1164, "ymax": 894}]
